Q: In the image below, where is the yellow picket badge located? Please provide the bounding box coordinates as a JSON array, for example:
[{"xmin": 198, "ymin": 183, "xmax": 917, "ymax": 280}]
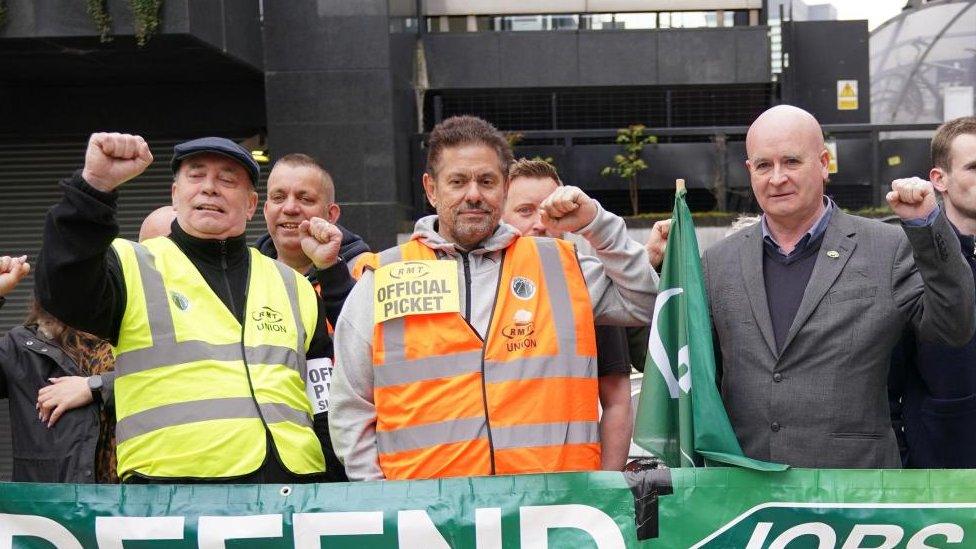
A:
[{"xmin": 374, "ymin": 260, "xmax": 460, "ymax": 323}]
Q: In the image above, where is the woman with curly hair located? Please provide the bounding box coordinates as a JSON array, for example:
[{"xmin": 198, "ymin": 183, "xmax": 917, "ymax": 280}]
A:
[{"xmin": 0, "ymin": 255, "xmax": 117, "ymax": 482}]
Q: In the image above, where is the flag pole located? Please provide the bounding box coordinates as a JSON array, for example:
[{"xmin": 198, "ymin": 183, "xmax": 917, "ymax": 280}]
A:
[{"xmin": 675, "ymin": 178, "xmax": 685, "ymax": 193}]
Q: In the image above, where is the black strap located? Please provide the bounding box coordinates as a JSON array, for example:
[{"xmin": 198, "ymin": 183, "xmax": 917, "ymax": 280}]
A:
[{"xmin": 623, "ymin": 459, "xmax": 674, "ymax": 541}]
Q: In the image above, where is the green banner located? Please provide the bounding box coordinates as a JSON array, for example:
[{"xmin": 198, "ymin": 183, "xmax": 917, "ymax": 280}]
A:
[
  {"xmin": 658, "ymin": 468, "xmax": 976, "ymax": 548},
  {"xmin": 1, "ymin": 469, "xmax": 976, "ymax": 547},
  {"xmin": 0, "ymin": 472, "xmax": 638, "ymax": 548}
]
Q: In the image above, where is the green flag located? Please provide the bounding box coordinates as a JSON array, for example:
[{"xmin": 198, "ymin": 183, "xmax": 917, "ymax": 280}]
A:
[{"xmin": 633, "ymin": 189, "xmax": 786, "ymax": 471}]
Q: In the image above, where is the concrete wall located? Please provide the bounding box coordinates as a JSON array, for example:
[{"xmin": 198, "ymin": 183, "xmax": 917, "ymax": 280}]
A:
[
  {"xmin": 0, "ymin": 0, "xmax": 263, "ymax": 70},
  {"xmin": 424, "ymin": 27, "xmax": 770, "ymax": 89},
  {"xmin": 263, "ymin": 1, "xmax": 417, "ymax": 250}
]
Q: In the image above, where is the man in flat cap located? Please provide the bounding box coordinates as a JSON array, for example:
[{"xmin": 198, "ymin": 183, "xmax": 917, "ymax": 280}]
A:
[{"xmin": 36, "ymin": 133, "xmax": 353, "ymax": 483}]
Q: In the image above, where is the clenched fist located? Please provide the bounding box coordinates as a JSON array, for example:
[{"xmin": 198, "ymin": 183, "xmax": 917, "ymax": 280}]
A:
[
  {"xmin": 886, "ymin": 177, "xmax": 937, "ymax": 221},
  {"xmin": 645, "ymin": 219, "xmax": 672, "ymax": 271},
  {"xmin": 81, "ymin": 132, "xmax": 154, "ymax": 193},
  {"xmin": 299, "ymin": 217, "xmax": 342, "ymax": 270},
  {"xmin": 0, "ymin": 255, "xmax": 30, "ymax": 297},
  {"xmin": 539, "ymin": 186, "xmax": 598, "ymax": 234}
]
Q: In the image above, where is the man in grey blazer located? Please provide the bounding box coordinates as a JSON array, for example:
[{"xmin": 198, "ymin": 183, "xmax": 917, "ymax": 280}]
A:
[{"xmin": 646, "ymin": 105, "xmax": 975, "ymax": 468}]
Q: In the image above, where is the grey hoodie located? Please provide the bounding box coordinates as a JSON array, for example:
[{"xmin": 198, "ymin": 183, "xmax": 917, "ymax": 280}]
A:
[{"xmin": 330, "ymin": 201, "xmax": 658, "ymax": 480}]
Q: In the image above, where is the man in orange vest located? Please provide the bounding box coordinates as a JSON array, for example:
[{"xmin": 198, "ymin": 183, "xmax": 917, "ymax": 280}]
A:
[{"xmin": 330, "ymin": 115, "xmax": 658, "ymax": 480}]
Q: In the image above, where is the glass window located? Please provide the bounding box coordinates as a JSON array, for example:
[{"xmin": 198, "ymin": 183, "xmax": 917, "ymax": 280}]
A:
[
  {"xmin": 500, "ymin": 15, "xmax": 543, "ymax": 31},
  {"xmin": 615, "ymin": 13, "xmax": 657, "ymax": 30},
  {"xmin": 580, "ymin": 13, "xmax": 614, "ymax": 30},
  {"xmin": 548, "ymin": 14, "xmax": 579, "ymax": 31},
  {"xmin": 494, "ymin": 14, "xmax": 578, "ymax": 31},
  {"xmin": 658, "ymin": 11, "xmax": 719, "ymax": 29},
  {"xmin": 446, "ymin": 16, "xmax": 467, "ymax": 32},
  {"xmin": 870, "ymin": 2, "xmax": 976, "ymax": 124}
]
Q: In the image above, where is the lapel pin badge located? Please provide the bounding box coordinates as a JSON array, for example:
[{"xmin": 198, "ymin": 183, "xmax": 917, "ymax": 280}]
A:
[{"xmin": 826, "ymin": 250, "xmax": 840, "ymax": 259}]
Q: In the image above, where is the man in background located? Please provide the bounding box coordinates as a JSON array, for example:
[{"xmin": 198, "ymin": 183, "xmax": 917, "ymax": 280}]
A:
[
  {"xmin": 501, "ymin": 158, "xmax": 633, "ymax": 471},
  {"xmin": 256, "ymin": 153, "xmax": 370, "ymax": 481},
  {"xmin": 257, "ymin": 154, "xmax": 369, "ymax": 276},
  {"xmin": 890, "ymin": 116, "xmax": 976, "ymax": 467},
  {"xmin": 138, "ymin": 205, "xmax": 177, "ymax": 241}
]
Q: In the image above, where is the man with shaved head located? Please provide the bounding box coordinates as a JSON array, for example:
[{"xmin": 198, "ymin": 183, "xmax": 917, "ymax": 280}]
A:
[
  {"xmin": 257, "ymin": 154, "xmax": 369, "ymax": 276},
  {"xmin": 138, "ymin": 205, "xmax": 177, "ymax": 242},
  {"xmin": 646, "ymin": 105, "xmax": 974, "ymax": 468}
]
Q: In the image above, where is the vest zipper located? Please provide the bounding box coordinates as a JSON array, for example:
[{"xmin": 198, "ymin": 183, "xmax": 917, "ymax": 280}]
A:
[
  {"xmin": 230, "ymin": 247, "xmax": 286, "ymax": 472},
  {"xmin": 461, "ymin": 252, "xmax": 472, "ymax": 324},
  {"xmin": 477, "ymin": 250, "xmax": 505, "ymax": 475},
  {"xmin": 220, "ymin": 240, "xmax": 238, "ymax": 318}
]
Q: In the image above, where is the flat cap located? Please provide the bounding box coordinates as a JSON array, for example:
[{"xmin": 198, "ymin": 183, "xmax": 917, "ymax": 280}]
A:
[{"xmin": 171, "ymin": 137, "xmax": 260, "ymax": 185}]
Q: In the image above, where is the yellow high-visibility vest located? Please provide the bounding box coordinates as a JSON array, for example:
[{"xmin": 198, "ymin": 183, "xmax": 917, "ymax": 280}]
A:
[{"xmin": 111, "ymin": 237, "xmax": 324, "ymax": 480}]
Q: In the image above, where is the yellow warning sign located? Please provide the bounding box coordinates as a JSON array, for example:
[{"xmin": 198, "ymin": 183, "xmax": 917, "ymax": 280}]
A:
[
  {"xmin": 837, "ymin": 80, "xmax": 858, "ymax": 111},
  {"xmin": 374, "ymin": 260, "xmax": 460, "ymax": 323},
  {"xmin": 826, "ymin": 140, "xmax": 838, "ymax": 174}
]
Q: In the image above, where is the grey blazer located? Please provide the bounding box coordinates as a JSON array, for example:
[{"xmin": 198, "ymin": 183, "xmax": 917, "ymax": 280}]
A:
[{"xmin": 703, "ymin": 210, "xmax": 975, "ymax": 468}]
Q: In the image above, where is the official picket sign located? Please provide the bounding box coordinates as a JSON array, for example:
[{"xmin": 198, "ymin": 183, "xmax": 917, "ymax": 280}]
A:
[
  {"xmin": 2, "ymin": 469, "xmax": 976, "ymax": 547},
  {"xmin": 373, "ymin": 260, "xmax": 460, "ymax": 323},
  {"xmin": 304, "ymin": 357, "xmax": 334, "ymax": 413}
]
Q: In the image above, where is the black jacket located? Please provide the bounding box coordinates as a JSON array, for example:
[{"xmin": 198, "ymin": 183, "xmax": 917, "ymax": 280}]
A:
[
  {"xmin": 36, "ymin": 171, "xmax": 353, "ymax": 482},
  {"xmin": 890, "ymin": 224, "xmax": 976, "ymax": 467},
  {"xmin": 0, "ymin": 323, "xmax": 102, "ymax": 483}
]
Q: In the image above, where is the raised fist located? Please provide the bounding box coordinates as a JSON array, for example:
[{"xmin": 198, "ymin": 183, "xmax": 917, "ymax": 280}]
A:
[
  {"xmin": 539, "ymin": 185, "xmax": 599, "ymax": 235},
  {"xmin": 0, "ymin": 255, "xmax": 30, "ymax": 297},
  {"xmin": 645, "ymin": 219, "xmax": 672, "ymax": 271},
  {"xmin": 81, "ymin": 132, "xmax": 154, "ymax": 193},
  {"xmin": 299, "ymin": 217, "xmax": 342, "ymax": 270},
  {"xmin": 886, "ymin": 177, "xmax": 937, "ymax": 221}
]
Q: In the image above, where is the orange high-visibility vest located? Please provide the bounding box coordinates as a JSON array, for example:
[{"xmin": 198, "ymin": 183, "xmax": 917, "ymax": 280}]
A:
[
  {"xmin": 351, "ymin": 253, "xmax": 377, "ymax": 281},
  {"xmin": 369, "ymin": 236, "xmax": 599, "ymax": 480}
]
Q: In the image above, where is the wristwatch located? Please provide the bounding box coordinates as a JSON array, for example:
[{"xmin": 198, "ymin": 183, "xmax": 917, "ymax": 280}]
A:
[{"xmin": 87, "ymin": 374, "xmax": 103, "ymax": 404}]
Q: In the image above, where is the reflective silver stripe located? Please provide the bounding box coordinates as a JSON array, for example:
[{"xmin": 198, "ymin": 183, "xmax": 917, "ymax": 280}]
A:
[
  {"xmin": 131, "ymin": 243, "xmax": 177, "ymax": 344},
  {"xmin": 376, "ymin": 353, "xmax": 593, "ymax": 387},
  {"xmin": 381, "ymin": 318, "xmax": 406, "ymax": 363},
  {"xmin": 377, "ymin": 246, "xmax": 407, "ymax": 362},
  {"xmin": 376, "ymin": 416, "xmax": 487, "ymax": 454},
  {"xmin": 492, "ymin": 421, "xmax": 599, "ymax": 450},
  {"xmin": 375, "ymin": 350, "xmax": 483, "ymax": 387},
  {"xmin": 116, "ymin": 343, "xmax": 297, "ymax": 374},
  {"xmin": 245, "ymin": 345, "xmax": 299, "ymax": 368},
  {"xmin": 535, "ymin": 239, "xmax": 577, "ymax": 346},
  {"xmin": 116, "ymin": 341, "xmax": 241, "ymax": 373},
  {"xmin": 484, "ymin": 355, "xmax": 595, "ymax": 383},
  {"xmin": 116, "ymin": 397, "xmax": 311, "ymax": 444},
  {"xmin": 273, "ymin": 260, "xmax": 307, "ymax": 379},
  {"xmin": 260, "ymin": 401, "xmax": 314, "ymax": 428}
]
